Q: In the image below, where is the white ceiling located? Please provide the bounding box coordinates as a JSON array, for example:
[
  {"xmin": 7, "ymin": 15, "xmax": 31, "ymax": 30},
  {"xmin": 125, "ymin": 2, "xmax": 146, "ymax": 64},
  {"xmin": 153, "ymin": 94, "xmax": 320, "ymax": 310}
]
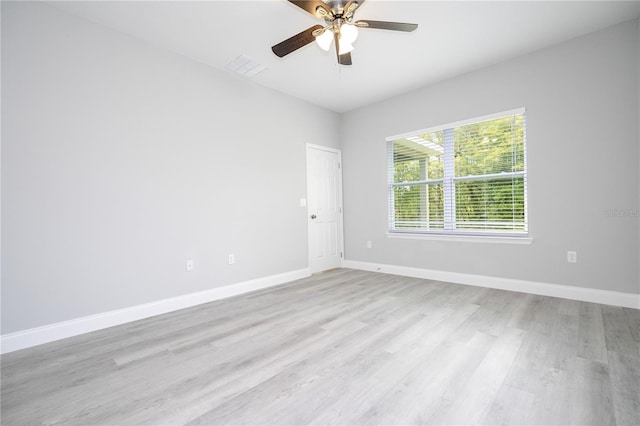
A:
[{"xmin": 50, "ymin": 1, "xmax": 640, "ymax": 113}]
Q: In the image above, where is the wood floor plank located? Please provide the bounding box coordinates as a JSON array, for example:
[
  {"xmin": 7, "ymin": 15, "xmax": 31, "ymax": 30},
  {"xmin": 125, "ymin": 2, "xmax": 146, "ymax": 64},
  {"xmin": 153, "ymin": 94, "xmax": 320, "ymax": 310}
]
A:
[
  {"xmin": 392, "ymin": 331, "xmax": 496, "ymax": 425},
  {"xmin": 480, "ymin": 384, "xmax": 535, "ymax": 425},
  {"xmin": 309, "ymin": 305, "xmax": 484, "ymax": 425},
  {"xmin": 577, "ymin": 302, "xmax": 609, "ymax": 364},
  {"xmin": 569, "ymin": 357, "xmax": 617, "ymax": 425},
  {"xmin": 607, "ymin": 350, "xmax": 640, "ymax": 426},
  {"xmin": 530, "ymin": 366, "xmax": 573, "ymax": 425},
  {"xmin": 1, "ymin": 268, "xmax": 638, "ymax": 425},
  {"xmin": 601, "ymin": 305, "xmax": 640, "ymax": 359},
  {"xmin": 623, "ymin": 307, "xmax": 640, "ymax": 343},
  {"xmin": 187, "ymin": 311, "xmax": 426, "ymax": 425},
  {"xmin": 437, "ymin": 327, "xmax": 526, "ymax": 425}
]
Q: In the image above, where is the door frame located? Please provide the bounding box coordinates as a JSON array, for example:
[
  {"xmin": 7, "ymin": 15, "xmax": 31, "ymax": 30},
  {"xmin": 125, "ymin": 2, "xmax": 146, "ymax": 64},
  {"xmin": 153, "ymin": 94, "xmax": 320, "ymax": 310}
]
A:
[{"xmin": 306, "ymin": 143, "xmax": 345, "ymax": 273}]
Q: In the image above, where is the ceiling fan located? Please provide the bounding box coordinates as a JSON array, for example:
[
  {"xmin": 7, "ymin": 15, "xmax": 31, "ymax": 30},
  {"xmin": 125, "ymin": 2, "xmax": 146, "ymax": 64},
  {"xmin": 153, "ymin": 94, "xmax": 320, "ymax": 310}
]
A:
[{"xmin": 271, "ymin": 0, "xmax": 418, "ymax": 66}]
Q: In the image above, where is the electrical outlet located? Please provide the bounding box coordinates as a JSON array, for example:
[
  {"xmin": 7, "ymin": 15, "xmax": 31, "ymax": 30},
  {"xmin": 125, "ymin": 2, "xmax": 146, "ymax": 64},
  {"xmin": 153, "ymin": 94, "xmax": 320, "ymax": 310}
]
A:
[
  {"xmin": 567, "ymin": 251, "xmax": 577, "ymax": 263},
  {"xmin": 228, "ymin": 254, "xmax": 235, "ymax": 265},
  {"xmin": 366, "ymin": 240, "xmax": 372, "ymax": 249},
  {"xmin": 186, "ymin": 259, "xmax": 194, "ymax": 271}
]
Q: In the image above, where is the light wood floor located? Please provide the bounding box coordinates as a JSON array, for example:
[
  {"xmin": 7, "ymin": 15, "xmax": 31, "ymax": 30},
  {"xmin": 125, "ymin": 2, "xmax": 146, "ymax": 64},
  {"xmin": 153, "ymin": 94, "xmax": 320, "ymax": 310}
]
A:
[{"xmin": 2, "ymin": 269, "xmax": 639, "ymax": 425}]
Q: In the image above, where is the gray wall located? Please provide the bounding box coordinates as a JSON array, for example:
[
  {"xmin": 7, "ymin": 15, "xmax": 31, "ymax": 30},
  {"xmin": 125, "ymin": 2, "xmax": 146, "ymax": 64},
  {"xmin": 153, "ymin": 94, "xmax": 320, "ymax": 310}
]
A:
[
  {"xmin": 1, "ymin": 2, "xmax": 340, "ymax": 334},
  {"xmin": 341, "ymin": 19, "xmax": 640, "ymax": 295}
]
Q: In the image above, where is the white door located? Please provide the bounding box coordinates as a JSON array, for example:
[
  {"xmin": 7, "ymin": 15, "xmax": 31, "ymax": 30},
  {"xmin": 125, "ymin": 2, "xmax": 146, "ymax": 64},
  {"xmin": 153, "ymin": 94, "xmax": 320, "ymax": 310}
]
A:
[{"xmin": 307, "ymin": 144, "xmax": 344, "ymax": 273}]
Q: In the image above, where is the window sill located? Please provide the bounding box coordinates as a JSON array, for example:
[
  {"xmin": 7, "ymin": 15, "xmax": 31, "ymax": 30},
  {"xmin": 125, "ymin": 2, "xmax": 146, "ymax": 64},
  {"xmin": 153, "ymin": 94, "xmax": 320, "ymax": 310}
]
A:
[{"xmin": 386, "ymin": 232, "xmax": 533, "ymax": 245}]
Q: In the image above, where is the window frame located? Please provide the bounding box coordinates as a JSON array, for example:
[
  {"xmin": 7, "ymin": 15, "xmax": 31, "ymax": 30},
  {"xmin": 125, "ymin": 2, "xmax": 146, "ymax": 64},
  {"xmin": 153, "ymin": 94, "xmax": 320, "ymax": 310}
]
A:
[{"xmin": 386, "ymin": 108, "xmax": 530, "ymax": 243}]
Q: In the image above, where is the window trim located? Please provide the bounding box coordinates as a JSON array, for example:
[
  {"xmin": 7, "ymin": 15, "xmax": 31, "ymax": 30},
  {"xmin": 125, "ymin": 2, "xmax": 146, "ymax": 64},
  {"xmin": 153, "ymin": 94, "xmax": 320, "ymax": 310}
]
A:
[
  {"xmin": 386, "ymin": 232, "xmax": 533, "ymax": 245},
  {"xmin": 387, "ymin": 108, "xmax": 529, "ymax": 240},
  {"xmin": 386, "ymin": 108, "xmax": 526, "ymax": 141}
]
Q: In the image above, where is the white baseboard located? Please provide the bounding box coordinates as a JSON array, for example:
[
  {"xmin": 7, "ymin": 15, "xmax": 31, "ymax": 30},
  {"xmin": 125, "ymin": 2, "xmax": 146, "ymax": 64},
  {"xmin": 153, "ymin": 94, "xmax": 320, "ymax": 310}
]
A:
[
  {"xmin": 1, "ymin": 268, "xmax": 310, "ymax": 354},
  {"xmin": 342, "ymin": 260, "xmax": 640, "ymax": 309}
]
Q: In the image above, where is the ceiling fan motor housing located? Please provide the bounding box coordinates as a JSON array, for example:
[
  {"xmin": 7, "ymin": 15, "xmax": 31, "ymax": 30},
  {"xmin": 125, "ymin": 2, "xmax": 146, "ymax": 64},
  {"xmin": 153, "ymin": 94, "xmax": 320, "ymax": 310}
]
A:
[{"xmin": 325, "ymin": 0, "xmax": 359, "ymax": 21}]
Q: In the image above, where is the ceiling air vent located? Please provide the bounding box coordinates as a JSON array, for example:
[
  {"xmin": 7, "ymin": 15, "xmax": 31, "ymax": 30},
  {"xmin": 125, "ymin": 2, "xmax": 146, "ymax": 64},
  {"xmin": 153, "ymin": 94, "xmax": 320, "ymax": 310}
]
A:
[{"xmin": 223, "ymin": 54, "xmax": 267, "ymax": 77}]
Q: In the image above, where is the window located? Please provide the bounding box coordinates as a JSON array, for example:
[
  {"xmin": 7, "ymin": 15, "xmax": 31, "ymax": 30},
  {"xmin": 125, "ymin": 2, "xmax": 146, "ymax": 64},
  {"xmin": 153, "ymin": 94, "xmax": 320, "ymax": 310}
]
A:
[{"xmin": 388, "ymin": 109, "xmax": 527, "ymax": 238}]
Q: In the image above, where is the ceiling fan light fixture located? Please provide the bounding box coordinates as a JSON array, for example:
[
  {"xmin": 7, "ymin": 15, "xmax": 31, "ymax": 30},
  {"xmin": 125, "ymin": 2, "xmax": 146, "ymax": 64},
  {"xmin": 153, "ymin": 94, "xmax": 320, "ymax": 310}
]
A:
[
  {"xmin": 315, "ymin": 29, "xmax": 333, "ymax": 51},
  {"xmin": 338, "ymin": 41, "xmax": 354, "ymax": 55},
  {"xmin": 340, "ymin": 23, "xmax": 359, "ymax": 44}
]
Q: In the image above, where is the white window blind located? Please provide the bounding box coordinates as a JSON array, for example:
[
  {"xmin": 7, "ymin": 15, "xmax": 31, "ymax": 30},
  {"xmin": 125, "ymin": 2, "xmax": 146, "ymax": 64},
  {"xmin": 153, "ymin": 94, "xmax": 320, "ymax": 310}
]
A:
[{"xmin": 388, "ymin": 109, "xmax": 527, "ymax": 237}]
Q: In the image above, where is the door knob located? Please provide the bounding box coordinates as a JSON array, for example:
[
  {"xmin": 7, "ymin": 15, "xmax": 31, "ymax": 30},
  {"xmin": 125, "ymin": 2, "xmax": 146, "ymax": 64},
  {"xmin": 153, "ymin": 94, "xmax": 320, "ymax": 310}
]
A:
[{"xmin": 310, "ymin": 214, "xmax": 317, "ymax": 219}]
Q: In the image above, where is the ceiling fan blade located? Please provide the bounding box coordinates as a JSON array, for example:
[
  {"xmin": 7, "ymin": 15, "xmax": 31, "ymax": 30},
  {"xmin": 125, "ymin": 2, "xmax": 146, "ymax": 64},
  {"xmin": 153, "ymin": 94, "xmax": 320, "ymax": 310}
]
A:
[
  {"xmin": 288, "ymin": 1, "xmax": 333, "ymax": 19},
  {"xmin": 343, "ymin": 0, "xmax": 365, "ymax": 19},
  {"xmin": 272, "ymin": 25, "xmax": 324, "ymax": 58},
  {"xmin": 333, "ymin": 30, "xmax": 341, "ymax": 63},
  {"xmin": 355, "ymin": 20, "xmax": 418, "ymax": 32},
  {"xmin": 332, "ymin": 31, "xmax": 352, "ymax": 66},
  {"xmin": 339, "ymin": 52, "xmax": 353, "ymax": 66}
]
